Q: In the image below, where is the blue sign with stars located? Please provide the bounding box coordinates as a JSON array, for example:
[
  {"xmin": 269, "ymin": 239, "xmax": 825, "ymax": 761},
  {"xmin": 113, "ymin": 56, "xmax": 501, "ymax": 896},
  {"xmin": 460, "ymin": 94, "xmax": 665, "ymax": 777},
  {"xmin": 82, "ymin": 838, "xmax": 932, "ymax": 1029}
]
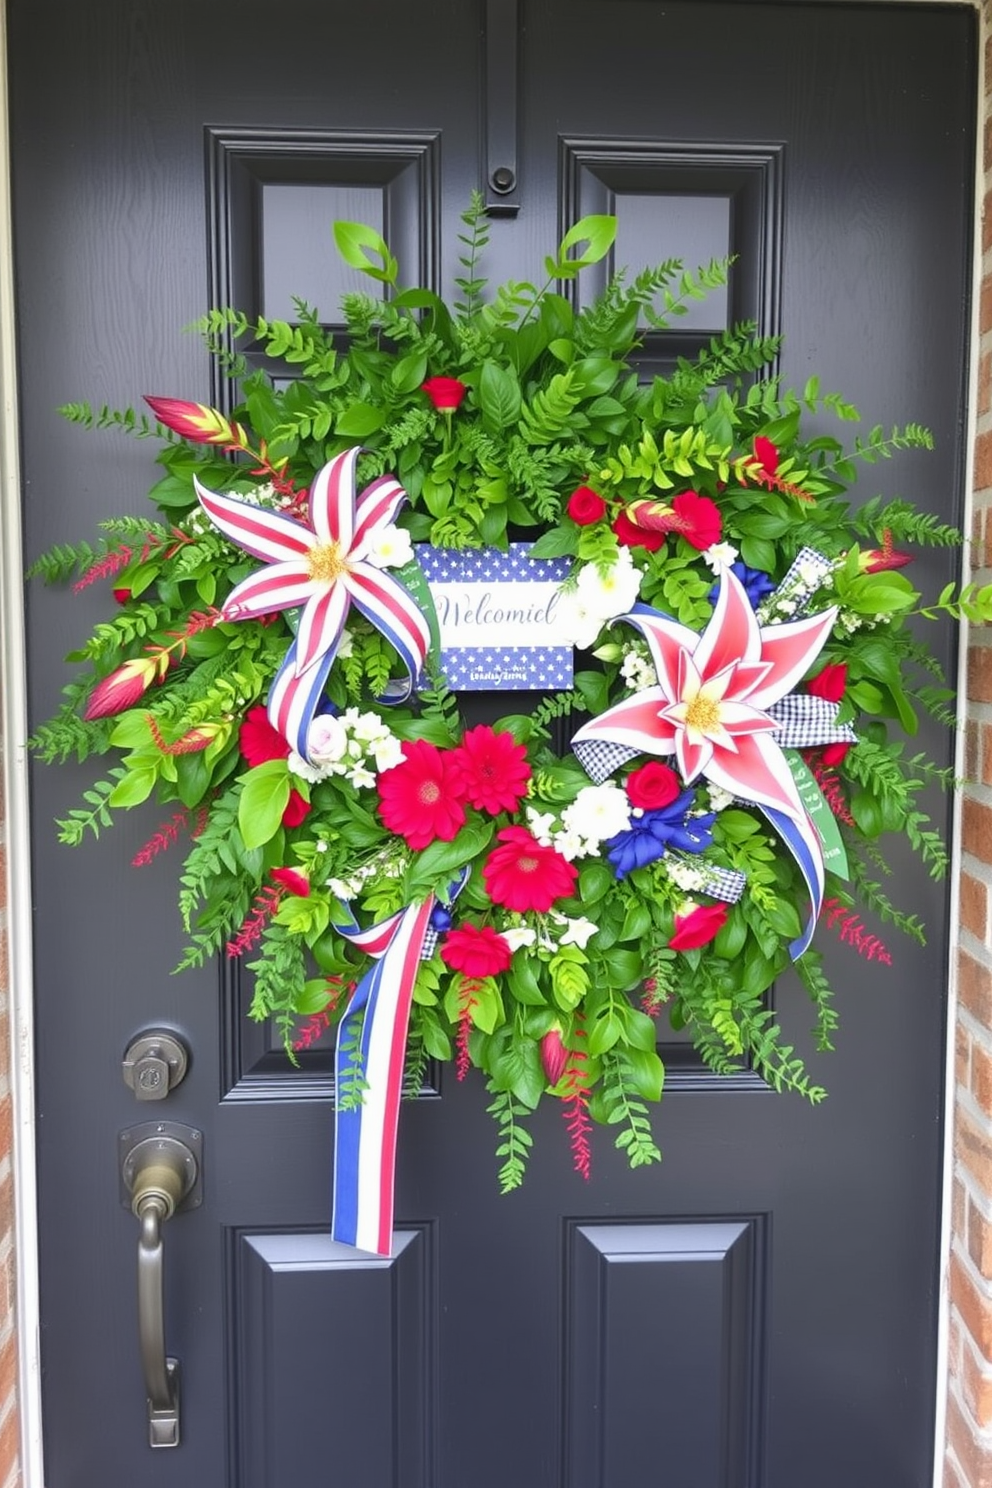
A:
[{"xmin": 416, "ymin": 543, "xmax": 573, "ymax": 692}]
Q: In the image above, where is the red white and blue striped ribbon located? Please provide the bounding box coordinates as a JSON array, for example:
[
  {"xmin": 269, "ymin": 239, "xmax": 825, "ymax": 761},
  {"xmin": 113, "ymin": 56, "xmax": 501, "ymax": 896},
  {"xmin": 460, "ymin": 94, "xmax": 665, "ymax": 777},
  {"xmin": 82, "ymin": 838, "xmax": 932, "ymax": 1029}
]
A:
[{"xmin": 331, "ymin": 897, "xmax": 436, "ymax": 1256}]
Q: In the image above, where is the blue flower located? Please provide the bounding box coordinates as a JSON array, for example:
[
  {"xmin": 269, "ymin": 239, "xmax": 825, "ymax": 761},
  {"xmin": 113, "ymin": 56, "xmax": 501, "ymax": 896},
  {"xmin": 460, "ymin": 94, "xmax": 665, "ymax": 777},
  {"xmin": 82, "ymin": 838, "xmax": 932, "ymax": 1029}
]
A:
[
  {"xmin": 708, "ymin": 561, "xmax": 775, "ymax": 610},
  {"xmin": 605, "ymin": 790, "xmax": 716, "ymax": 880}
]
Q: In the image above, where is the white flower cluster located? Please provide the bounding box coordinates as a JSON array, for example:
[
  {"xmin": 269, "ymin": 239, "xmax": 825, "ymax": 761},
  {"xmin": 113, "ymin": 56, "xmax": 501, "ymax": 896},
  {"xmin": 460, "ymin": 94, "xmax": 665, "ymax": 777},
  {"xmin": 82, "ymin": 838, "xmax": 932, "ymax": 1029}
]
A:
[
  {"xmin": 756, "ymin": 555, "xmax": 833, "ymax": 624},
  {"xmin": 663, "ymin": 857, "xmax": 708, "ymax": 891},
  {"xmin": 620, "ymin": 643, "xmax": 658, "ymax": 691},
  {"xmin": 526, "ymin": 781, "xmax": 631, "ymax": 863},
  {"xmin": 327, "ymin": 852, "xmax": 404, "ymax": 902},
  {"xmin": 501, "ymin": 912, "xmax": 599, "ymax": 953},
  {"xmin": 288, "ymin": 708, "xmax": 405, "ymax": 791},
  {"xmin": 557, "ymin": 549, "xmax": 642, "ymax": 650},
  {"xmin": 706, "ymin": 784, "xmax": 735, "ymax": 812}
]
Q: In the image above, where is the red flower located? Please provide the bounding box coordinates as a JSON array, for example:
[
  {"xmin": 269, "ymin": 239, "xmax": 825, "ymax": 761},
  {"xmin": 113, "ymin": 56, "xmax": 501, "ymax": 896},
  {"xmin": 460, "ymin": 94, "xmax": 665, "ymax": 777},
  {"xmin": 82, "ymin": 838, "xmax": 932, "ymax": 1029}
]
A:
[
  {"xmin": 625, "ymin": 761, "xmax": 681, "ymax": 811},
  {"xmin": 83, "ymin": 656, "xmax": 158, "ymax": 720},
  {"xmin": 422, "ymin": 376, "xmax": 468, "ymax": 412},
  {"xmin": 377, "ymin": 740, "xmax": 467, "ymax": 850},
  {"xmin": 240, "ymin": 705, "xmax": 289, "ymax": 765},
  {"xmin": 483, "ymin": 826, "xmax": 578, "ymax": 913},
  {"xmin": 670, "ymin": 490, "xmax": 722, "ymax": 550},
  {"xmin": 440, "ymin": 924, "xmax": 513, "ymax": 978},
  {"xmin": 567, "ymin": 485, "xmax": 608, "ymax": 526},
  {"xmin": 541, "ymin": 1027, "xmax": 569, "ymax": 1086},
  {"xmin": 820, "ymin": 741, "xmax": 851, "ymax": 766},
  {"xmin": 451, "ymin": 724, "xmax": 531, "ymax": 816},
  {"xmin": 613, "ymin": 507, "xmax": 665, "ymax": 551},
  {"xmin": 270, "ymin": 866, "xmax": 311, "ymax": 898},
  {"xmin": 753, "ymin": 436, "xmax": 779, "ymax": 477},
  {"xmin": 239, "ymin": 706, "xmax": 310, "ymax": 825},
  {"xmin": 669, "ymin": 902, "xmax": 728, "ymax": 951},
  {"xmin": 807, "ymin": 662, "xmax": 847, "ymax": 703},
  {"xmin": 113, "ymin": 587, "xmax": 131, "ymax": 604}
]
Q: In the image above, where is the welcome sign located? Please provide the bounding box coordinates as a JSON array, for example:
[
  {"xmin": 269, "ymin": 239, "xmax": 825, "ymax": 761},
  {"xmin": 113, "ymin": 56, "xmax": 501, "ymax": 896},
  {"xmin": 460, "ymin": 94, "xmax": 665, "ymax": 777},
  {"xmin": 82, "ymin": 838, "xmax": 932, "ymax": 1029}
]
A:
[{"xmin": 416, "ymin": 543, "xmax": 573, "ymax": 691}]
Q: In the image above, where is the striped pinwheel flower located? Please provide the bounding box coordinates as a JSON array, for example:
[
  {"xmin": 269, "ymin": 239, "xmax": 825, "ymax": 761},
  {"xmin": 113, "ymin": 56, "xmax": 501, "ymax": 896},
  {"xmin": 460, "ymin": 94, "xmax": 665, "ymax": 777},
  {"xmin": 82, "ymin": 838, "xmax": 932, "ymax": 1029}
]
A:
[{"xmin": 194, "ymin": 446, "xmax": 430, "ymax": 684}]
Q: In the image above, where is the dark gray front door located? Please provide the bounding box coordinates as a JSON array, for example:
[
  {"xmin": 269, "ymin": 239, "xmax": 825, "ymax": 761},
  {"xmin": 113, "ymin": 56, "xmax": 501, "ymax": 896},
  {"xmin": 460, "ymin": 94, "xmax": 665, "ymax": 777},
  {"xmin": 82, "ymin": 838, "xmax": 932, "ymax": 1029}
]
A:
[{"xmin": 8, "ymin": 3, "xmax": 975, "ymax": 1484}]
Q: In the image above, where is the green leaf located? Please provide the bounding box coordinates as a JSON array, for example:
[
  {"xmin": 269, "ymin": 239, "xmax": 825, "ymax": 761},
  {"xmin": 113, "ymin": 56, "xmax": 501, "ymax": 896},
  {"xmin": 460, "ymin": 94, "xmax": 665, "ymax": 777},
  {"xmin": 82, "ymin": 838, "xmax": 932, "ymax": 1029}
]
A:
[
  {"xmin": 405, "ymin": 820, "xmax": 494, "ymax": 895},
  {"xmin": 108, "ymin": 765, "xmax": 157, "ymax": 808},
  {"xmin": 507, "ymin": 955, "xmax": 546, "ymax": 1006},
  {"xmin": 556, "ymin": 215, "xmax": 617, "ymax": 273},
  {"xmin": 332, "ymin": 221, "xmax": 398, "ymax": 285},
  {"xmin": 479, "ymin": 361, "xmax": 521, "ymax": 431},
  {"xmin": 238, "ymin": 760, "xmax": 291, "ymax": 850},
  {"xmin": 390, "ymin": 350, "xmax": 429, "ymax": 394},
  {"xmin": 579, "ymin": 860, "xmax": 615, "ymax": 905},
  {"xmin": 335, "ymin": 403, "xmax": 386, "ymax": 438},
  {"xmin": 526, "ymin": 527, "xmax": 578, "ymax": 560},
  {"xmin": 624, "ymin": 1046, "xmax": 665, "ymax": 1102}
]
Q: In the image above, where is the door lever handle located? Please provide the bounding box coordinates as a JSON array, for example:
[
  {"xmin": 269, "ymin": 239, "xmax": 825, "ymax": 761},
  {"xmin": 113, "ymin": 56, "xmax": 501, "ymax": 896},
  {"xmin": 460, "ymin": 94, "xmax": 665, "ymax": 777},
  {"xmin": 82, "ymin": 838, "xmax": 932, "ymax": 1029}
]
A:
[{"xmin": 120, "ymin": 1123, "xmax": 202, "ymax": 1448}]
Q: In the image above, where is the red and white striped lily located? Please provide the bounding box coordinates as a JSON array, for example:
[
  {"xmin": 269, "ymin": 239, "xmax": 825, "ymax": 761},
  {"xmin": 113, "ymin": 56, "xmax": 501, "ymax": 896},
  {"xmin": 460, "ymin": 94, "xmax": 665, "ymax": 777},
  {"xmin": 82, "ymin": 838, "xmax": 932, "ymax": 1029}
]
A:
[
  {"xmin": 195, "ymin": 447, "xmax": 429, "ymax": 682},
  {"xmin": 573, "ymin": 567, "xmax": 839, "ymax": 954},
  {"xmin": 574, "ymin": 566, "xmax": 837, "ymax": 820}
]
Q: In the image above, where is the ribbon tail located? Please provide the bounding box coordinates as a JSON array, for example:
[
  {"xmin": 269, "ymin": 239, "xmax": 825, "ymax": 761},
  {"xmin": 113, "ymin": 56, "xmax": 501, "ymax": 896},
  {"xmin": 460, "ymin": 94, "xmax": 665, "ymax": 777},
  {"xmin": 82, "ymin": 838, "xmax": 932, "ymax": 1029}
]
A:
[
  {"xmin": 267, "ymin": 635, "xmax": 339, "ymax": 759},
  {"xmin": 331, "ymin": 897, "xmax": 435, "ymax": 1256},
  {"xmin": 761, "ymin": 804, "xmax": 825, "ymax": 959}
]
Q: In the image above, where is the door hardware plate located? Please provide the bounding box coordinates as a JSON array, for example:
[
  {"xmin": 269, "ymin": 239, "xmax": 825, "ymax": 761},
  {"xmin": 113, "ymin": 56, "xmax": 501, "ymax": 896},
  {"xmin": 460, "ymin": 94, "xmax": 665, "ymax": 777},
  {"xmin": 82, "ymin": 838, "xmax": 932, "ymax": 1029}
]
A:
[
  {"xmin": 119, "ymin": 1122, "xmax": 203, "ymax": 1213},
  {"xmin": 122, "ymin": 1029, "xmax": 189, "ymax": 1100}
]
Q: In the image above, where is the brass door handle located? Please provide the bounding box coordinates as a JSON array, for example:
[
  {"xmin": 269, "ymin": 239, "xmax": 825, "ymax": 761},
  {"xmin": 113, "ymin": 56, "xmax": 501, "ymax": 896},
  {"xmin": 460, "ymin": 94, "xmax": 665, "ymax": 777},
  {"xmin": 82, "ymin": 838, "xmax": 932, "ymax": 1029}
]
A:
[{"xmin": 120, "ymin": 1123, "xmax": 202, "ymax": 1448}]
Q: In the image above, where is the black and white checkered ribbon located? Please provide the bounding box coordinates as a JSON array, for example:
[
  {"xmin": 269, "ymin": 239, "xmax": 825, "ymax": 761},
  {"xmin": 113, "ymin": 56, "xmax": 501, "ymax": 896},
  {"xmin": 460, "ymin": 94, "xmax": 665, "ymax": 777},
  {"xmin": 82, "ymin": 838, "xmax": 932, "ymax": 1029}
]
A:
[
  {"xmin": 767, "ymin": 694, "xmax": 856, "ymax": 748},
  {"xmin": 572, "ymin": 738, "xmax": 638, "ymax": 784},
  {"xmin": 420, "ymin": 927, "xmax": 439, "ymax": 961},
  {"xmin": 700, "ymin": 865, "xmax": 747, "ymax": 903}
]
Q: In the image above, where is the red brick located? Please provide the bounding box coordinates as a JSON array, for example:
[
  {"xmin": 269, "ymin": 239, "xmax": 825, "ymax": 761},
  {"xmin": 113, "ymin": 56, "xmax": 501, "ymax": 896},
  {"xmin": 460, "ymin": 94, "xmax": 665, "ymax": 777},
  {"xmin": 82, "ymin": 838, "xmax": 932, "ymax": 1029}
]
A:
[
  {"xmin": 976, "ymin": 428, "xmax": 992, "ymax": 493},
  {"xmin": 969, "ymin": 651, "xmax": 992, "ymax": 706},
  {"xmin": 983, "ymin": 199, "xmax": 992, "ymax": 255},
  {"xmin": 960, "ymin": 952, "xmax": 992, "ymax": 1025},
  {"xmin": 981, "ymin": 280, "xmax": 992, "ymax": 338},
  {"xmin": 965, "ymin": 1340, "xmax": 992, "ymax": 1432},
  {"xmin": 956, "ymin": 1105, "xmax": 992, "ymax": 1195},
  {"xmin": 947, "ymin": 1389, "xmax": 992, "ymax": 1488},
  {"xmin": 965, "ymin": 874, "xmax": 989, "ymax": 942},
  {"xmin": 981, "ymin": 730, "xmax": 992, "ymax": 789},
  {"xmin": 964, "ymin": 799, "xmax": 992, "ymax": 861},
  {"xmin": 981, "ymin": 351, "xmax": 992, "ymax": 418}
]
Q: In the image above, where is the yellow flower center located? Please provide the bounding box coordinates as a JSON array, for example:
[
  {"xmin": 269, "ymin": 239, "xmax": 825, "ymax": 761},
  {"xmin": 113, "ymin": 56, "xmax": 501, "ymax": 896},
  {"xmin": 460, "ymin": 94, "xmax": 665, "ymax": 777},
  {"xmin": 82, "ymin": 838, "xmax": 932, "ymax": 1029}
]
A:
[
  {"xmin": 418, "ymin": 780, "xmax": 441, "ymax": 805},
  {"xmin": 683, "ymin": 694, "xmax": 721, "ymax": 733},
  {"xmin": 307, "ymin": 541, "xmax": 348, "ymax": 584},
  {"xmin": 517, "ymin": 855, "xmax": 539, "ymax": 874}
]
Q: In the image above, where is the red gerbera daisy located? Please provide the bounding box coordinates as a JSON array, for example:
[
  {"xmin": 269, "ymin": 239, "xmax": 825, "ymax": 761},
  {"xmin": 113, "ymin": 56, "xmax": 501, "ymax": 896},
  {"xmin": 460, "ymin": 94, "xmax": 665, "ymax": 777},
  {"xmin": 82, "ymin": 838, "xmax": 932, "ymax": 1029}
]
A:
[
  {"xmin": 377, "ymin": 739, "xmax": 467, "ymax": 850},
  {"xmin": 440, "ymin": 924, "xmax": 513, "ymax": 978},
  {"xmin": 451, "ymin": 725, "xmax": 531, "ymax": 815},
  {"xmin": 239, "ymin": 705, "xmax": 310, "ymax": 825},
  {"xmin": 482, "ymin": 826, "xmax": 578, "ymax": 913}
]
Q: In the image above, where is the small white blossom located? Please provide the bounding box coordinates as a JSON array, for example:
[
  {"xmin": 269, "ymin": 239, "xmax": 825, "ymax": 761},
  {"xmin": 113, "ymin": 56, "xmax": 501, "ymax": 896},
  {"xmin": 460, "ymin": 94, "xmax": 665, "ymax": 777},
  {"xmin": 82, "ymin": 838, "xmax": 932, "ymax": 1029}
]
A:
[
  {"xmin": 525, "ymin": 807, "xmax": 557, "ymax": 845},
  {"xmin": 707, "ymin": 784, "xmax": 735, "ymax": 812},
  {"xmin": 620, "ymin": 650, "xmax": 658, "ymax": 691},
  {"xmin": 552, "ymin": 914, "xmax": 598, "ymax": 949},
  {"xmin": 372, "ymin": 736, "xmax": 405, "ymax": 773},
  {"xmin": 327, "ymin": 876, "xmax": 360, "ymax": 899},
  {"xmin": 562, "ymin": 782, "xmax": 631, "ymax": 845},
  {"xmin": 287, "ymin": 751, "xmax": 328, "ymax": 784},
  {"xmin": 349, "ymin": 710, "xmax": 390, "ymax": 744},
  {"xmin": 366, "ymin": 523, "xmax": 414, "ymax": 569},
  {"xmin": 551, "ymin": 827, "xmax": 588, "ymax": 862},
  {"xmin": 665, "ymin": 859, "xmax": 707, "ymax": 891},
  {"xmin": 702, "ymin": 541, "xmax": 739, "ymax": 573},
  {"xmin": 347, "ymin": 764, "xmax": 377, "ymax": 791},
  {"xmin": 501, "ymin": 926, "xmax": 538, "ymax": 952}
]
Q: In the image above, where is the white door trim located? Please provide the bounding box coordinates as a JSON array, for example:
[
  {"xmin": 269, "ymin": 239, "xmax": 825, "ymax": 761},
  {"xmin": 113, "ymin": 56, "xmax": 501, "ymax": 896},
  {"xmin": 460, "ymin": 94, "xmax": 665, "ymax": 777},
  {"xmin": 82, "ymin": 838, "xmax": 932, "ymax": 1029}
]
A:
[{"xmin": 0, "ymin": 4, "xmax": 979, "ymax": 1485}]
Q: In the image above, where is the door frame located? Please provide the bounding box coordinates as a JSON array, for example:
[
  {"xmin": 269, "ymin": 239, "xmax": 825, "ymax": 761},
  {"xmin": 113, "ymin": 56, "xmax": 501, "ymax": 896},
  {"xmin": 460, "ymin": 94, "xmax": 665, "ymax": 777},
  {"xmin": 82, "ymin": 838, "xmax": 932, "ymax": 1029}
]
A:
[{"xmin": 0, "ymin": 3, "xmax": 979, "ymax": 1483}]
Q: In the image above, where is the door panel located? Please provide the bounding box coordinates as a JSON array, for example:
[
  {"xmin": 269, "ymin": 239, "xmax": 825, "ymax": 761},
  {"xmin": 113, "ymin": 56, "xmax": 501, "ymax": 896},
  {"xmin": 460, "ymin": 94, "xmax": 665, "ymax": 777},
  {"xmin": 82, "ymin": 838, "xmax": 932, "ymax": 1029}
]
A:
[{"xmin": 8, "ymin": 3, "xmax": 975, "ymax": 1484}]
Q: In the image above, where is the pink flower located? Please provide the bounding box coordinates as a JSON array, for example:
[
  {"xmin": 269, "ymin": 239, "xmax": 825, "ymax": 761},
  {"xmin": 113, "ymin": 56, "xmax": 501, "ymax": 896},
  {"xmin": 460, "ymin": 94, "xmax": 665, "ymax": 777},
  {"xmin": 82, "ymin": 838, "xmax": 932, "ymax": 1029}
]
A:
[
  {"xmin": 270, "ymin": 866, "xmax": 311, "ymax": 897},
  {"xmin": 377, "ymin": 740, "xmax": 467, "ymax": 850},
  {"xmin": 440, "ymin": 924, "xmax": 513, "ymax": 978},
  {"xmin": 450, "ymin": 725, "xmax": 531, "ymax": 815},
  {"xmin": 613, "ymin": 491, "xmax": 722, "ymax": 552},
  {"xmin": 541, "ymin": 1027, "xmax": 569, "ymax": 1085},
  {"xmin": 625, "ymin": 761, "xmax": 681, "ymax": 811},
  {"xmin": 612, "ymin": 507, "xmax": 665, "ymax": 552},
  {"xmin": 83, "ymin": 656, "xmax": 158, "ymax": 720},
  {"xmin": 669, "ymin": 902, "xmax": 728, "ymax": 951},
  {"xmin": 482, "ymin": 827, "xmax": 578, "ymax": 913},
  {"xmin": 422, "ymin": 376, "xmax": 468, "ymax": 412}
]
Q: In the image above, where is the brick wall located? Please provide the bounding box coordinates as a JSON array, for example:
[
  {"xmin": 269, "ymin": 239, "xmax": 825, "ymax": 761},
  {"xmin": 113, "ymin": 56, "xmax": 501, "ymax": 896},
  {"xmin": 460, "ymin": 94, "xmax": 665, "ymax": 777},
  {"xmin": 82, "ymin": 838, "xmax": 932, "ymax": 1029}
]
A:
[{"xmin": 944, "ymin": 12, "xmax": 992, "ymax": 1485}]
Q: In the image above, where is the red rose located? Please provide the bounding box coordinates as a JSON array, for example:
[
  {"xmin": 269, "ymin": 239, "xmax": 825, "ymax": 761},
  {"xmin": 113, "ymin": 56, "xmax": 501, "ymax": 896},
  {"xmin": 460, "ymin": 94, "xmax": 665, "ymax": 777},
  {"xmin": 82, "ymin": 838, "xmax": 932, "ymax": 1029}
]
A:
[
  {"xmin": 668, "ymin": 902, "xmax": 728, "ymax": 951},
  {"xmin": 440, "ymin": 924, "xmax": 513, "ymax": 979},
  {"xmin": 612, "ymin": 508, "xmax": 665, "ymax": 551},
  {"xmin": 807, "ymin": 662, "xmax": 847, "ymax": 703},
  {"xmin": 422, "ymin": 376, "xmax": 468, "ymax": 412},
  {"xmin": 567, "ymin": 485, "xmax": 608, "ymax": 526},
  {"xmin": 625, "ymin": 761, "xmax": 681, "ymax": 811}
]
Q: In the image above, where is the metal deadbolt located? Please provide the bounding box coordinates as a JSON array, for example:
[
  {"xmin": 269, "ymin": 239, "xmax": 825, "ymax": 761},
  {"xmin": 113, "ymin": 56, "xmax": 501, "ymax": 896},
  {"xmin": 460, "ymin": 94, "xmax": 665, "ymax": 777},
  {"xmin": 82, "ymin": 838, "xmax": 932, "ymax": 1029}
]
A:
[
  {"xmin": 489, "ymin": 165, "xmax": 516, "ymax": 193},
  {"xmin": 122, "ymin": 1029, "xmax": 189, "ymax": 1101}
]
